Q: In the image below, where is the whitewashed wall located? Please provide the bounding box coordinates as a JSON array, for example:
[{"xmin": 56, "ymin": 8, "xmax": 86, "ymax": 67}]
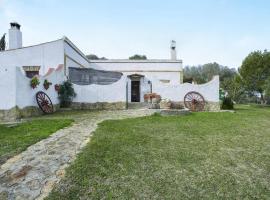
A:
[
  {"xmin": 15, "ymin": 66, "xmax": 66, "ymax": 108},
  {"xmin": 0, "ymin": 40, "xmax": 64, "ymax": 75},
  {"xmin": 64, "ymin": 41, "xmax": 91, "ymax": 69},
  {"xmin": 0, "ymin": 65, "xmax": 65, "ymax": 110},
  {"xmin": 73, "ymin": 76, "xmax": 127, "ymax": 103},
  {"xmin": 0, "ymin": 65, "xmax": 219, "ymax": 112},
  {"xmin": 90, "ymin": 61, "xmax": 183, "ymax": 84},
  {"xmin": 126, "ymin": 77, "xmax": 151, "ymax": 102},
  {"xmin": 0, "ymin": 66, "xmax": 17, "ymax": 109},
  {"xmin": 152, "ymin": 76, "xmax": 220, "ymax": 102}
]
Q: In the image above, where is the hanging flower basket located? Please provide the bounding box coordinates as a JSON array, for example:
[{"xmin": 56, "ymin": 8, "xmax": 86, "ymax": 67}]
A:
[
  {"xmin": 54, "ymin": 84, "xmax": 60, "ymax": 92},
  {"xmin": 43, "ymin": 79, "xmax": 52, "ymax": 90},
  {"xmin": 30, "ymin": 77, "xmax": 40, "ymax": 89}
]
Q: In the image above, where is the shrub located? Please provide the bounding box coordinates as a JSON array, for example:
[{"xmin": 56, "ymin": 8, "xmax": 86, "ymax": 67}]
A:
[
  {"xmin": 58, "ymin": 81, "xmax": 76, "ymax": 108},
  {"xmin": 221, "ymin": 97, "xmax": 234, "ymax": 110}
]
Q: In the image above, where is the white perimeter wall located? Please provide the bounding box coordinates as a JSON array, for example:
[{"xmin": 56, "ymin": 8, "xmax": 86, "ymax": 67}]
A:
[
  {"xmin": 16, "ymin": 67, "xmax": 66, "ymax": 108},
  {"xmin": 0, "ymin": 40, "xmax": 64, "ymax": 75},
  {"xmin": 0, "ymin": 65, "xmax": 219, "ymax": 111},
  {"xmin": 152, "ymin": 76, "xmax": 220, "ymax": 102},
  {"xmin": 73, "ymin": 76, "xmax": 127, "ymax": 103},
  {"xmin": 0, "ymin": 65, "xmax": 66, "ymax": 110}
]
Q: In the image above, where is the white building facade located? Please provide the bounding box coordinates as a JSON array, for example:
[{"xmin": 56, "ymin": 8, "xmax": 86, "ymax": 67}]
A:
[
  {"xmin": 0, "ymin": 23, "xmax": 220, "ymax": 121},
  {"xmin": 90, "ymin": 60, "xmax": 183, "ymax": 103}
]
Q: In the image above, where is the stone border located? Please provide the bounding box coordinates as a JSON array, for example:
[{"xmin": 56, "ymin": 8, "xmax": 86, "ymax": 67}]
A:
[
  {"xmin": 0, "ymin": 105, "xmax": 60, "ymax": 122},
  {"xmin": 0, "ymin": 102, "xmax": 127, "ymax": 122},
  {"xmin": 0, "ymin": 101, "xmax": 220, "ymax": 122},
  {"xmin": 71, "ymin": 102, "xmax": 126, "ymax": 110},
  {"xmin": 159, "ymin": 101, "xmax": 220, "ymax": 111}
]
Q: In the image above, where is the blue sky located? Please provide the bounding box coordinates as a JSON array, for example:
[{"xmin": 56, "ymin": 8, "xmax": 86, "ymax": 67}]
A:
[{"xmin": 0, "ymin": 0, "xmax": 270, "ymax": 68}]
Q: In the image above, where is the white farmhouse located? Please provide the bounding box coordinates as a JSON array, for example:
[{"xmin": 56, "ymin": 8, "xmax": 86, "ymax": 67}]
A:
[{"xmin": 0, "ymin": 22, "xmax": 219, "ymax": 121}]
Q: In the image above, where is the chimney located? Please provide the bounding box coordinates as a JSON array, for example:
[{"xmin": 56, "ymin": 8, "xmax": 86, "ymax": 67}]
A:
[
  {"xmin": 9, "ymin": 22, "xmax": 22, "ymax": 49},
  {"xmin": 170, "ymin": 40, "xmax": 177, "ymax": 60}
]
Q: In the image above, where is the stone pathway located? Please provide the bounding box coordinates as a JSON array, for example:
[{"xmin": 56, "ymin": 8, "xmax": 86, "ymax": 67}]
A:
[{"xmin": 0, "ymin": 109, "xmax": 155, "ymax": 200}]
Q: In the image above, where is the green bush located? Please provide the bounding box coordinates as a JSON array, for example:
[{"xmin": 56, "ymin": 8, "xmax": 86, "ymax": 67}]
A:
[
  {"xmin": 58, "ymin": 81, "xmax": 76, "ymax": 108},
  {"xmin": 221, "ymin": 97, "xmax": 234, "ymax": 110}
]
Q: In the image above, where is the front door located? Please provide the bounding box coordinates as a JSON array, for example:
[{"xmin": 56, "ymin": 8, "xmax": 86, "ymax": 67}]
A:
[{"xmin": 131, "ymin": 81, "xmax": 140, "ymax": 102}]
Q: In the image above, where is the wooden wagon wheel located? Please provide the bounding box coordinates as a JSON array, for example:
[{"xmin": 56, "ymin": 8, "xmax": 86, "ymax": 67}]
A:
[
  {"xmin": 184, "ymin": 91, "xmax": 205, "ymax": 112},
  {"xmin": 36, "ymin": 91, "xmax": 54, "ymax": 114}
]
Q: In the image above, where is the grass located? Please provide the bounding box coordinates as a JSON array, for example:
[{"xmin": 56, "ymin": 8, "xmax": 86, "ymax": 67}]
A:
[
  {"xmin": 47, "ymin": 105, "xmax": 270, "ymax": 199},
  {"xmin": 0, "ymin": 119, "xmax": 73, "ymax": 164}
]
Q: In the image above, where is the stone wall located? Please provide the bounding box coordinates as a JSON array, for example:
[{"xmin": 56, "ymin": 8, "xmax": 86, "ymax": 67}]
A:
[
  {"xmin": 0, "ymin": 105, "xmax": 60, "ymax": 122},
  {"xmin": 159, "ymin": 101, "xmax": 220, "ymax": 111},
  {"xmin": 0, "ymin": 107, "xmax": 18, "ymax": 122},
  {"xmin": 204, "ymin": 102, "xmax": 221, "ymax": 111},
  {"xmin": 71, "ymin": 102, "xmax": 126, "ymax": 110}
]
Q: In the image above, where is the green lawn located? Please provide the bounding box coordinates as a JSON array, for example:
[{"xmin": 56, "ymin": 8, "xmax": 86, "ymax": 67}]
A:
[
  {"xmin": 47, "ymin": 105, "xmax": 270, "ymax": 199},
  {"xmin": 0, "ymin": 119, "xmax": 73, "ymax": 164}
]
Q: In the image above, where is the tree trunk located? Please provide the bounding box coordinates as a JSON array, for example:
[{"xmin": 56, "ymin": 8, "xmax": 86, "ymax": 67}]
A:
[{"xmin": 260, "ymin": 93, "xmax": 265, "ymax": 104}]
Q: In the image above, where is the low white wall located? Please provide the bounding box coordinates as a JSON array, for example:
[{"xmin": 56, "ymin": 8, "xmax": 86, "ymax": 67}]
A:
[
  {"xmin": 0, "ymin": 64, "xmax": 219, "ymax": 113},
  {"xmin": 15, "ymin": 66, "xmax": 66, "ymax": 109},
  {"xmin": 152, "ymin": 76, "xmax": 220, "ymax": 102},
  {"xmin": 73, "ymin": 76, "xmax": 127, "ymax": 103},
  {"xmin": 0, "ymin": 66, "xmax": 66, "ymax": 110}
]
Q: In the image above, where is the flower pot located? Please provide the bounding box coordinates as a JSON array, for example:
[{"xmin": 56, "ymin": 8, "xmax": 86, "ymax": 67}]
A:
[
  {"xmin": 31, "ymin": 83, "xmax": 37, "ymax": 89},
  {"xmin": 54, "ymin": 84, "xmax": 60, "ymax": 92},
  {"xmin": 44, "ymin": 84, "xmax": 49, "ymax": 90}
]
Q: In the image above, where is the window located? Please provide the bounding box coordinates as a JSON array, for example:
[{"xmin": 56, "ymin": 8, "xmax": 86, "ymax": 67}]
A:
[
  {"xmin": 23, "ymin": 66, "xmax": 40, "ymax": 78},
  {"xmin": 160, "ymin": 79, "xmax": 170, "ymax": 84},
  {"xmin": 25, "ymin": 71, "xmax": 39, "ymax": 78}
]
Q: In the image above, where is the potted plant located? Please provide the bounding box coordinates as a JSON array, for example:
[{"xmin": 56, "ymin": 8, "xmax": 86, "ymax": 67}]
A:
[
  {"xmin": 30, "ymin": 77, "xmax": 40, "ymax": 89},
  {"xmin": 58, "ymin": 81, "xmax": 76, "ymax": 108},
  {"xmin": 43, "ymin": 79, "xmax": 52, "ymax": 90},
  {"xmin": 54, "ymin": 84, "xmax": 60, "ymax": 92}
]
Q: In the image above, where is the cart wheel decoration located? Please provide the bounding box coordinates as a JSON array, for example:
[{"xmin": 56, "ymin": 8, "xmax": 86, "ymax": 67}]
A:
[
  {"xmin": 184, "ymin": 91, "xmax": 205, "ymax": 112},
  {"xmin": 36, "ymin": 91, "xmax": 54, "ymax": 114}
]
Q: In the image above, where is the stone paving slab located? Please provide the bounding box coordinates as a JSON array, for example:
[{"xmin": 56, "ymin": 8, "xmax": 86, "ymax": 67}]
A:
[{"xmin": 0, "ymin": 109, "xmax": 155, "ymax": 200}]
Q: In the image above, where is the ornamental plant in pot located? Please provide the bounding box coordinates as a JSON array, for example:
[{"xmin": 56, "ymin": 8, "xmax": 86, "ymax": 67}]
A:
[
  {"xmin": 43, "ymin": 79, "xmax": 52, "ymax": 90},
  {"xmin": 30, "ymin": 76, "xmax": 40, "ymax": 89},
  {"xmin": 58, "ymin": 81, "xmax": 76, "ymax": 108},
  {"xmin": 54, "ymin": 84, "xmax": 60, "ymax": 92}
]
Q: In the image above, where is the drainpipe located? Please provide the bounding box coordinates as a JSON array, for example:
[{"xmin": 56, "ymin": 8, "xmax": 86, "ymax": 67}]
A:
[
  {"xmin": 126, "ymin": 81, "xmax": 128, "ymax": 109},
  {"xmin": 148, "ymin": 80, "xmax": 152, "ymax": 104}
]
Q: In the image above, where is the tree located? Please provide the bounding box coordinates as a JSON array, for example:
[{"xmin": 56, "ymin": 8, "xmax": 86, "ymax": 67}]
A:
[
  {"xmin": 86, "ymin": 54, "xmax": 107, "ymax": 60},
  {"xmin": 221, "ymin": 75, "xmax": 246, "ymax": 103},
  {"xmin": 129, "ymin": 54, "xmax": 147, "ymax": 60},
  {"xmin": 0, "ymin": 34, "xmax": 6, "ymax": 51},
  {"xmin": 239, "ymin": 50, "xmax": 270, "ymax": 103},
  {"xmin": 183, "ymin": 63, "xmax": 236, "ymax": 84},
  {"xmin": 264, "ymin": 77, "xmax": 270, "ymax": 104},
  {"xmin": 86, "ymin": 54, "xmax": 99, "ymax": 60}
]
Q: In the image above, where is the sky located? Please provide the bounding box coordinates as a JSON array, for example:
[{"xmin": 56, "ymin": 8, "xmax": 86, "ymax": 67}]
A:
[{"xmin": 0, "ymin": 0, "xmax": 270, "ymax": 68}]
